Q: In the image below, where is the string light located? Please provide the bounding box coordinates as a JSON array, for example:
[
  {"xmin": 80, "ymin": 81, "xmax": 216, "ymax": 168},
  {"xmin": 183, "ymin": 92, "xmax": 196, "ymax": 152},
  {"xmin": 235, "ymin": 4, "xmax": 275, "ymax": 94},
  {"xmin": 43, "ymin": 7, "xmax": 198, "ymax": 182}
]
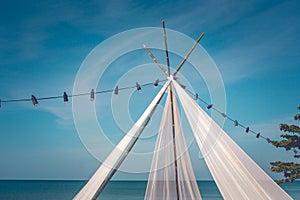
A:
[
  {"xmin": 154, "ymin": 79, "xmax": 159, "ymax": 87},
  {"xmin": 90, "ymin": 89, "xmax": 95, "ymax": 101},
  {"xmin": 180, "ymin": 83, "xmax": 186, "ymax": 89},
  {"xmin": 256, "ymin": 132, "xmax": 260, "ymax": 139},
  {"xmin": 207, "ymin": 104, "xmax": 213, "ymax": 110},
  {"xmin": 63, "ymin": 92, "xmax": 68, "ymax": 103},
  {"xmin": 31, "ymin": 95, "xmax": 38, "ymax": 107},
  {"xmin": 114, "ymin": 86, "xmax": 119, "ymax": 95},
  {"xmin": 194, "ymin": 93, "xmax": 198, "ymax": 101},
  {"xmin": 234, "ymin": 120, "xmax": 239, "ymax": 127},
  {"xmin": 0, "ymin": 78, "xmax": 272, "ymax": 144},
  {"xmin": 184, "ymin": 87, "xmax": 271, "ymax": 143},
  {"xmin": 136, "ymin": 82, "xmax": 142, "ymax": 92},
  {"xmin": 0, "ymin": 79, "xmax": 167, "ymax": 108},
  {"xmin": 246, "ymin": 127, "xmax": 250, "ymax": 133}
]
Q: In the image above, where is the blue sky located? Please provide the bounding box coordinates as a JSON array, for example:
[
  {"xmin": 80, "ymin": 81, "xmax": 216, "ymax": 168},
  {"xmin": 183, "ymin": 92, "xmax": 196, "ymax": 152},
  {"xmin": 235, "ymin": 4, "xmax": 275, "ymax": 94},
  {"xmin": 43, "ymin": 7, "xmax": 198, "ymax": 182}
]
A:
[{"xmin": 0, "ymin": 0, "xmax": 299, "ymax": 180}]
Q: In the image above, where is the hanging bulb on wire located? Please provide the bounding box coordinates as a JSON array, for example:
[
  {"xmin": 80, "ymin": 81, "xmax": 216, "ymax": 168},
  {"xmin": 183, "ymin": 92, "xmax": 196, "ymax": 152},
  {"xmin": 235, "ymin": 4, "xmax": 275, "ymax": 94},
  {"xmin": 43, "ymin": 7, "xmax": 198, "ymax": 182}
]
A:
[
  {"xmin": 90, "ymin": 89, "xmax": 95, "ymax": 101},
  {"xmin": 63, "ymin": 92, "xmax": 68, "ymax": 103},
  {"xmin": 179, "ymin": 83, "xmax": 186, "ymax": 89},
  {"xmin": 154, "ymin": 79, "xmax": 159, "ymax": 87},
  {"xmin": 194, "ymin": 93, "xmax": 198, "ymax": 101},
  {"xmin": 207, "ymin": 104, "xmax": 213, "ymax": 110},
  {"xmin": 256, "ymin": 132, "xmax": 260, "ymax": 139},
  {"xmin": 136, "ymin": 82, "xmax": 142, "ymax": 93},
  {"xmin": 0, "ymin": 79, "xmax": 270, "ymax": 145},
  {"xmin": 114, "ymin": 86, "xmax": 119, "ymax": 95},
  {"xmin": 221, "ymin": 113, "xmax": 227, "ymax": 118},
  {"xmin": 234, "ymin": 120, "xmax": 239, "ymax": 127},
  {"xmin": 31, "ymin": 95, "xmax": 38, "ymax": 107},
  {"xmin": 245, "ymin": 127, "xmax": 249, "ymax": 133}
]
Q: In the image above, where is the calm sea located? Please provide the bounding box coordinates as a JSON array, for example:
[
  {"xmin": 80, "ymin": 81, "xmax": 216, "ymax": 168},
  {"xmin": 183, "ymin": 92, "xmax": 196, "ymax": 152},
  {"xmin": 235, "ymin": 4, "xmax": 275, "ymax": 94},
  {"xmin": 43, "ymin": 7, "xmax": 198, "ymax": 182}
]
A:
[{"xmin": 0, "ymin": 180, "xmax": 299, "ymax": 200}]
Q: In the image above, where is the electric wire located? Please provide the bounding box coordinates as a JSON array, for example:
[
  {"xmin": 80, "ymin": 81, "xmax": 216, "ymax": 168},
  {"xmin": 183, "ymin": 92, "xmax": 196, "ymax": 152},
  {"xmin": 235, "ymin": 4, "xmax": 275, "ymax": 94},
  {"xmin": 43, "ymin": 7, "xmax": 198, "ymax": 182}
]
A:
[
  {"xmin": 0, "ymin": 78, "xmax": 271, "ymax": 143},
  {"xmin": 185, "ymin": 87, "xmax": 271, "ymax": 143},
  {"xmin": 0, "ymin": 79, "xmax": 168, "ymax": 104}
]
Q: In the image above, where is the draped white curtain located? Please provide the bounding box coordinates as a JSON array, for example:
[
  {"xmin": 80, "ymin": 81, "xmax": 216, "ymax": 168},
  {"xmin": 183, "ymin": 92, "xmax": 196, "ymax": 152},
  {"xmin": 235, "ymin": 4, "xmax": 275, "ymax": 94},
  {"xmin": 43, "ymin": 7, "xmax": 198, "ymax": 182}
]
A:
[
  {"xmin": 74, "ymin": 80, "xmax": 171, "ymax": 200},
  {"xmin": 145, "ymin": 84, "xmax": 201, "ymax": 200},
  {"xmin": 173, "ymin": 80, "xmax": 292, "ymax": 200},
  {"xmin": 74, "ymin": 78, "xmax": 292, "ymax": 200}
]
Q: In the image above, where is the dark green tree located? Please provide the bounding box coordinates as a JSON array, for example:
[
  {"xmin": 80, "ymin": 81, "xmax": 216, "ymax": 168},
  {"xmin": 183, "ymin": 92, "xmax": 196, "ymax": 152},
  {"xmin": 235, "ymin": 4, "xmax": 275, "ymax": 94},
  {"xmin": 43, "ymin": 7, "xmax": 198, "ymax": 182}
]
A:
[{"xmin": 269, "ymin": 106, "xmax": 300, "ymax": 184}]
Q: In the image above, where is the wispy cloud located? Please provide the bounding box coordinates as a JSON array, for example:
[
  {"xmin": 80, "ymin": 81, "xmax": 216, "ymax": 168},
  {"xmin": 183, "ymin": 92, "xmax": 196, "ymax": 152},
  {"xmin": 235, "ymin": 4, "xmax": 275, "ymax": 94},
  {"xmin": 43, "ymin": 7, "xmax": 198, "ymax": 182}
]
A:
[
  {"xmin": 41, "ymin": 104, "xmax": 74, "ymax": 129},
  {"xmin": 204, "ymin": 1, "xmax": 300, "ymax": 83},
  {"xmin": 158, "ymin": 1, "xmax": 300, "ymax": 84}
]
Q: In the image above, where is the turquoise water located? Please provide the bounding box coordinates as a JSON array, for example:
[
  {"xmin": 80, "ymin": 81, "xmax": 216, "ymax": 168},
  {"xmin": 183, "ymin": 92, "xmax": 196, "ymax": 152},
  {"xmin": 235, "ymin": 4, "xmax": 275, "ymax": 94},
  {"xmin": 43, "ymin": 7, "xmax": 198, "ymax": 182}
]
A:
[{"xmin": 0, "ymin": 180, "xmax": 299, "ymax": 199}]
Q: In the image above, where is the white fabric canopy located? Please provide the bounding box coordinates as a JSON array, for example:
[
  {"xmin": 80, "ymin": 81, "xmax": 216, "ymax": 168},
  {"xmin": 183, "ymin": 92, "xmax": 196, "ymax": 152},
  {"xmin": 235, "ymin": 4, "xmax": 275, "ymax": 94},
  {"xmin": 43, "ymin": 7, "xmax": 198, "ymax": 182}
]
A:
[
  {"xmin": 145, "ymin": 84, "xmax": 201, "ymax": 200},
  {"xmin": 74, "ymin": 80, "xmax": 171, "ymax": 200},
  {"xmin": 74, "ymin": 77, "xmax": 292, "ymax": 200},
  {"xmin": 173, "ymin": 80, "xmax": 292, "ymax": 200}
]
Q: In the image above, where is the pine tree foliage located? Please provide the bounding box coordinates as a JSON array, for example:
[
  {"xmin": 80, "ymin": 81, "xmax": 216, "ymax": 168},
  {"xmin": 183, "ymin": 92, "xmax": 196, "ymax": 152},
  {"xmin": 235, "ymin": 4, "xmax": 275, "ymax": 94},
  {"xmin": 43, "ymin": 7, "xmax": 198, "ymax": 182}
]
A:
[
  {"xmin": 270, "ymin": 106, "xmax": 300, "ymax": 183},
  {"xmin": 270, "ymin": 161, "xmax": 300, "ymax": 184}
]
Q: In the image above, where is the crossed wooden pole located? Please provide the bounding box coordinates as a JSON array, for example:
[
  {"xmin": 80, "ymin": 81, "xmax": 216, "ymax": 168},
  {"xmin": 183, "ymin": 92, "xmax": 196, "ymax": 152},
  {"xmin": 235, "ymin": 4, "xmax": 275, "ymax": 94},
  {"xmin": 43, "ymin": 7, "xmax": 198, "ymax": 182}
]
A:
[{"xmin": 143, "ymin": 20, "xmax": 204, "ymax": 200}]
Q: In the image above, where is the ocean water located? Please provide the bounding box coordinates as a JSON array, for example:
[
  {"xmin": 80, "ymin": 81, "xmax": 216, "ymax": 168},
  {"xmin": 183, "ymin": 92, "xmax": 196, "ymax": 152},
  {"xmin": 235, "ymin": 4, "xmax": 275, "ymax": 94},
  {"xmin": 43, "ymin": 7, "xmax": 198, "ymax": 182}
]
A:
[{"xmin": 0, "ymin": 180, "xmax": 299, "ymax": 200}]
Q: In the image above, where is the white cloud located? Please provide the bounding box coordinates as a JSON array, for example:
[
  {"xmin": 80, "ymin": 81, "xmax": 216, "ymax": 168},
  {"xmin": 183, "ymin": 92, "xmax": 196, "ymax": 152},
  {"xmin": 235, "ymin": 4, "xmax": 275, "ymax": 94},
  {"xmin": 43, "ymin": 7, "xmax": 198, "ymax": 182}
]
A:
[{"xmin": 41, "ymin": 104, "xmax": 74, "ymax": 129}]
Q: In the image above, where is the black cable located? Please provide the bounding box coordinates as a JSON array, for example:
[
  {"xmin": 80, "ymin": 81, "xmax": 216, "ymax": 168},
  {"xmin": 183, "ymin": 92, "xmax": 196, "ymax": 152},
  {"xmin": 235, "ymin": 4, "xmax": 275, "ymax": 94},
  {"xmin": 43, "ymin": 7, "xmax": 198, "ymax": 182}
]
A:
[
  {"xmin": 1, "ymin": 78, "xmax": 269, "ymax": 142},
  {"xmin": 185, "ymin": 87, "xmax": 271, "ymax": 143},
  {"xmin": 0, "ymin": 79, "xmax": 168, "ymax": 103},
  {"xmin": 2, "ymin": 98, "xmax": 32, "ymax": 102}
]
